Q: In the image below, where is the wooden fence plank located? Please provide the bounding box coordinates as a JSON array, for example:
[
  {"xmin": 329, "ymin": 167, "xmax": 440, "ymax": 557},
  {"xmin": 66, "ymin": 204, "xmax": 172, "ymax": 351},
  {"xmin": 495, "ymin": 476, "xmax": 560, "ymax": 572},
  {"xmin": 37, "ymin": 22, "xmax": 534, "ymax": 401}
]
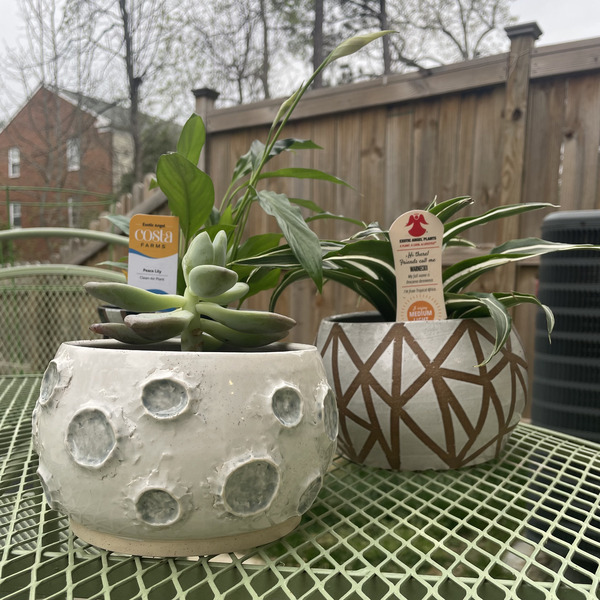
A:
[
  {"xmin": 385, "ymin": 107, "xmax": 414, "ymax": 226},
  {"xmin": 360, "ymin": 107, "xmax": 387, "ymax": 226},
  {"xmin": 436, "ymin": 94, "xmax": 462, "ymax": 200}
]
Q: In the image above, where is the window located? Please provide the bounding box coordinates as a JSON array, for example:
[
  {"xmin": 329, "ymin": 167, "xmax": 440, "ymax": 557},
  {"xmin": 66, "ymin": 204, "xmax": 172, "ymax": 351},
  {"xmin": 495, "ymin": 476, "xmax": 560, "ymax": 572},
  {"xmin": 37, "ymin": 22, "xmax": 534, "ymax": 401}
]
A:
[
  {"xmin": 66, "ymin": 138, "xmax": 80, "ymax": 172},
  {"xmin": 9, "ymin": 203, "xmax": 21, "ymax": 229},
  {"xmin": 8, "ymin": 147, "xmax": 20, "ymax": 178}
]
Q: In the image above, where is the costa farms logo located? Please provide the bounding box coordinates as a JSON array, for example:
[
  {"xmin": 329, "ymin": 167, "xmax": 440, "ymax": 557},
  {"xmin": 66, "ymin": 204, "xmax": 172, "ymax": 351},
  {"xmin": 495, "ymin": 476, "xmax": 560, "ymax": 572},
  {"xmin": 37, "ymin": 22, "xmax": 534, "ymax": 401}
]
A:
[{"xmin": 134, "ymin": 227, "xmax": 175, "ymax": 244}]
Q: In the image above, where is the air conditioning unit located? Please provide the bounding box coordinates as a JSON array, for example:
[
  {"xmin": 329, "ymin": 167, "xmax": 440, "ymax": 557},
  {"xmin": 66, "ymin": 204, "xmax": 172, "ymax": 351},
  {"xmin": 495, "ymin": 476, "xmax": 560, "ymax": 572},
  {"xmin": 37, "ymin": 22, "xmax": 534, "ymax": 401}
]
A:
[{"xmin": 532, "ymin": 210, "xmax": 600, "ymax": 441}]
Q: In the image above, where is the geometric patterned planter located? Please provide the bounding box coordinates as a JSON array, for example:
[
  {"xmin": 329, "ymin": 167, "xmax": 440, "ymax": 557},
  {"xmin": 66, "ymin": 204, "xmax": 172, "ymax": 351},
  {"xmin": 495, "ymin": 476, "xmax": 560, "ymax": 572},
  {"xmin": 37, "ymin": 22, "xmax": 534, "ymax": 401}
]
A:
[
  {"xmin": 316, "ymin": 313, "xmax": 527, "ymax": 471},
  {"xmin": 33, "ymin": 339, "xmax": 338, "ymax": 556}
]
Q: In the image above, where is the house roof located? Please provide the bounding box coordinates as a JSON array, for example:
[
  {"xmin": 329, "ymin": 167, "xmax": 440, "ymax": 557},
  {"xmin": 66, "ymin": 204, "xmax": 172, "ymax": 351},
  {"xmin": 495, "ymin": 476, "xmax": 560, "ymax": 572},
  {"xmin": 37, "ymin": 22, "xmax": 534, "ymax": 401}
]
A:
[
  {"xmin": 57, "ymin": 88, "xmax": 132, "ymax": 131},
  {"xmin": 1, "ymin": 83, "xmax": 176, "ymax": 136}
]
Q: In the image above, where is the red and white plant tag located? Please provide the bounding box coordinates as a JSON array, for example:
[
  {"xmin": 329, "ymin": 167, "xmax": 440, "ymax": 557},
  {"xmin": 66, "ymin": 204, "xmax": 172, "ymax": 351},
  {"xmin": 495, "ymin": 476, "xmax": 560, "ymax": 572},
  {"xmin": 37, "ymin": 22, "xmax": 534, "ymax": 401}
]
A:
[{"xmin": 389, "ymin": 210, "xmax": 447, "ymax": 322}]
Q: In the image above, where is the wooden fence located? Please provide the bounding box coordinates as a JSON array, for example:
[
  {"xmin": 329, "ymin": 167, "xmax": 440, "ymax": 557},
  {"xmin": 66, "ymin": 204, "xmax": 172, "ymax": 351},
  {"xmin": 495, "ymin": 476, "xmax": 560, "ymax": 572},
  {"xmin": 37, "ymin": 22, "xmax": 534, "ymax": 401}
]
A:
[{"xmin": 189, "ymin": 23, "xmax": 600, "ymax": 401}]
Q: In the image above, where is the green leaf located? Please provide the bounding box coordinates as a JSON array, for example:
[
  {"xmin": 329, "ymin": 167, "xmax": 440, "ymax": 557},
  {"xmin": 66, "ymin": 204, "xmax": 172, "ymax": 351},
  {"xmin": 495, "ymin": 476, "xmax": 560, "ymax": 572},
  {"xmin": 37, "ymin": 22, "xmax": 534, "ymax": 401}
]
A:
[
  {"xmin": 89, "ymin": 322, "xmax": 156, "ymax": 344},
  {"xmin": 445, "ymin": 238, "xmax": 476, "ymax": 248},
  {"xmin": 176, "ymin": 114, "xmax": 206, "ymax": 165},
  {"xmin": 126, "ymin": 310, "xmax": 194, "ymax": 341},
  {"xmin": 348, "ymin": 223, "xmax": 388, "ymax": 241},
  {"xmin": 268, "ymin": 269, "xmax": 309, "ymax": 311},
  {"xmin": 306, "ymin": 212, "xmax": 365, "ymax": 227},
  {"xmin": 325, "ymin": 238, "xmax": 395, "ymax": 266},
  {"xmin": 258, "ymin": 167, "xmax": 352, "ymax": 188},
  {"xmin": 444, "ymin": 236, "xmax": 600, "ymax": 294},
  {"xmin": 102, "ymin": 214, "xmax": 130, "ymax": 235},
  {"xmin": 263, "ymin": 239, "xmax": 397, "ymax": 318},
  {"xmin": 288, "ymin": 197, "xmax": 329, "ymax": 213},
  {"xmin": 472, "ymin": 294, "xmax": 511, "ymax": 365},
  {"xmin": 235, "ymin": 241, "xmax": 343, "ymax": 269},
  {"xmin": 427, "ymin": 196, "xmax": 473, "ymax": 224},
  {"xmin": 157, "ymin": 153, "xmax": 215, "ymax": 244},
  {"xmin": 443, "ymin": 203, "xmax": 555, "ymax": 246},
  {"xmin": 491, "ymin": 237, "xmax": 600, "ymax": 256},
  {"xmin": 84, "ymin": 282, "xmax": 185, "ymax": 312},
  {"xmin": 188, "ymin": 265, "xmax": 238, "ymax": 298},
  {"xmin": 287, "ymin": 196, "xmax": 364, "ymax": 226},
  {"xmin": 231, "ymin": 149, "xmax": 254, "ymax": 183},
  {"xmin": 269, "ymin": 265, "xmax": 395, "ymax": 320},
  {"xmin": 236, "ymin": 233, "xmax": 283, "ymax": 260},
  {"xmin": 442, "ymin": 292, "xmax": 511, "ymax": 364},
  {"xmin": 257, "ymin": 190, "xmax": 323, "ymax": 290},
  {"xmin": 325, "ymin": 268, "xmax": 396, "ymax": 319},
  {"xmin": 195, "ymin": 302, "xmax": 295, "ymax": 334},
  {"xmin": 442, "ymin": 253, "xmax": 519, "ymax": 294},
  {"xmin": 232, "ymin": 139, "xmax": 320, "ymax": 185},
  {"xmin": 243, "ymin": 268, "xmax": 282, "ymax": 300},
  {"xmin": 445, "ymin": 290, "xmax": 556, "ymax": 364},
  {"xmin": 97, "ymin": 260, "xmax": 128, "ymax": 272},
  {"xmin": 270, "ymin": 138, "xmax": 322, "ymax": 157}
]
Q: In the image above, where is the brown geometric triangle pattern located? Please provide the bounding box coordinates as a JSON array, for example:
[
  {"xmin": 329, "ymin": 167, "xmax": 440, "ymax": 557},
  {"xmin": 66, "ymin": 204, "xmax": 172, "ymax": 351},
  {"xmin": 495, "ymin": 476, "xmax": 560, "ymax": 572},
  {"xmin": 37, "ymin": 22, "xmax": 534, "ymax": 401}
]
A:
[{"xmin": 317, "ymin": 317, "xmax": 528, "ymax": 471}]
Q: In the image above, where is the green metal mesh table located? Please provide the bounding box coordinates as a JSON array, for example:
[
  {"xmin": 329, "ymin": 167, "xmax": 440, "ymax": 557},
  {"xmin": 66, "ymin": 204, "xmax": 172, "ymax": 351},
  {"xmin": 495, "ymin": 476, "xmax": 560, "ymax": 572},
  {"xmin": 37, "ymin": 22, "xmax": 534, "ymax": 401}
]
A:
[{"xmin": 2, "ymin": 375, "xmax": 599, "ymax": 599}]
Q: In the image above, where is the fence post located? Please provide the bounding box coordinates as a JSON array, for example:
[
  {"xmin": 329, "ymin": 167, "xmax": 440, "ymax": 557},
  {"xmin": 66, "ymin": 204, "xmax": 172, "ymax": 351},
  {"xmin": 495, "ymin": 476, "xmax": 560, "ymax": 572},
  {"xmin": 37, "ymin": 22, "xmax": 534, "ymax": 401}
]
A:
[
  {"xmin": 192, "ymin": 88, "xmax": 220, "ymax": 173},
  {"xmin": 496, "ymin": 22, "xmax": 543, "ymax": 291}
]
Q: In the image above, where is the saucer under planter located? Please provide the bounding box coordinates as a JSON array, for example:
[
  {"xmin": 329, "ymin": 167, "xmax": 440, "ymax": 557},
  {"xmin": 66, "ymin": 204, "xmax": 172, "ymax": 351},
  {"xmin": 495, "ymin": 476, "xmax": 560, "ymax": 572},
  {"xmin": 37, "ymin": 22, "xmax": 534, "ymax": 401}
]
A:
[
  {"xmin": 315, "ymin": 313, "xmax": 527, "ymax": 471},
  {"xmin": 33, "ymin": 339, "xmax": 338, "ymax": 556}
]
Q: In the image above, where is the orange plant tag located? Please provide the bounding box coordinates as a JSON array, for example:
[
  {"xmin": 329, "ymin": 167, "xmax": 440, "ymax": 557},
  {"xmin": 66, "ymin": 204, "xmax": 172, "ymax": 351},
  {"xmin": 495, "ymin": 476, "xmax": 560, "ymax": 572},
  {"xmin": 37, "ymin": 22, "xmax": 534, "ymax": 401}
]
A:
[
  {"xmin": 389, "ymin": 210, "xmax": 447, "ymax": 322},
  {"xmin": 128, "ymin": 214, "xmax": 179, "ymax": 294}
]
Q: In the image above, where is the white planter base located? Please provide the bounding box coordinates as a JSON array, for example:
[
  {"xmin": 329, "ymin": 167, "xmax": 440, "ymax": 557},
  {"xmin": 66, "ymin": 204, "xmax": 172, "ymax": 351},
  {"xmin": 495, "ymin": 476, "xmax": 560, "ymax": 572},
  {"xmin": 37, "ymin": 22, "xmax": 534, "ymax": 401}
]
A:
[
  {"xmin": 34, "ymin": 340, "xmax": 338, "ymax": 556},
  {"xmin": 70, "ymin": 516, "xmax": 301, "ymax": 557}
]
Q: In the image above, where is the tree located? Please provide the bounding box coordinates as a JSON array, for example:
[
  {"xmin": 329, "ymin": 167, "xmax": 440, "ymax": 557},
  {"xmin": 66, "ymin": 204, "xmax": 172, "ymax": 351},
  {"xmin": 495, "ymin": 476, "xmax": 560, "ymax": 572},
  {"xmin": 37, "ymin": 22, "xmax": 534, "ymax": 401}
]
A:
[
  {"xmin": 118, "ymin": 117, "xmax": 180, "ymax": 193},
  {"xmin": 161, "ymin": 0, "xmax": 280, "ymax": 106},
  {"xmin": 0, "ymin": 0, "xmax": 103, "ymax": 226},
  {"xmin": 339, "ymin": 0, "xmax": 515, "ymax": 74},
  {"xmin": 65, "ymin": 0, "xmax": 174, "ymax": 183}
]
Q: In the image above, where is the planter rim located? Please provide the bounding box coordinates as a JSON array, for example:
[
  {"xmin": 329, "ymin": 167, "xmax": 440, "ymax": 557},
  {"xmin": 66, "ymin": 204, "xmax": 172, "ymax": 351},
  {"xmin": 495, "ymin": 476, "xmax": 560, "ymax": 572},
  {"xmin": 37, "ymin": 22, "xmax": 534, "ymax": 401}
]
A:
[
  {"xmin": 60, "ymin": 338, "xmax": 317, "ymax": 356},
  {"xmin": 321, "ymin": 311, "xmax": 494, "ymax": 326}
]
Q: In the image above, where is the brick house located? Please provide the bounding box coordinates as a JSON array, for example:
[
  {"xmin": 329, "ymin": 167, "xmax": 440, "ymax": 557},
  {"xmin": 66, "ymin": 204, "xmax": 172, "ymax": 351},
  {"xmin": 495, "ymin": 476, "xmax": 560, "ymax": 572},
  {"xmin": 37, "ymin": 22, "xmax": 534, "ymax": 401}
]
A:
[{"xmin": 0, "ymin": 85, "xmax": 137, "ymax": 260}]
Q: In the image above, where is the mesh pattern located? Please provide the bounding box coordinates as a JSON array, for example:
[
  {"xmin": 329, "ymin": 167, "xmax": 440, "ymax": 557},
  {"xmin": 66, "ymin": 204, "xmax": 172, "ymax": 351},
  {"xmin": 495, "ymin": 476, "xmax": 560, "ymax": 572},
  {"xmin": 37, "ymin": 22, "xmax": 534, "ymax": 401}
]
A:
[
  {"xmin": 2, "ymin": 376, "xmax": 600, "ymax": 599},
  {"xmin": 0, "ymin": 275, "xmax": 102, "ymax": 374}
]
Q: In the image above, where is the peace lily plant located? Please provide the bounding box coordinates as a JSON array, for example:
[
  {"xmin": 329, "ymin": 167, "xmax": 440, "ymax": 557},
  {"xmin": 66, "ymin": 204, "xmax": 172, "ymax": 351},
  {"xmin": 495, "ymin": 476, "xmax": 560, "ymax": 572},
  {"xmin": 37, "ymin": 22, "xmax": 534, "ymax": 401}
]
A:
[
  {"xmin": 239, "ymin": 195, "xmax": 600, "ymax": 363},
  {"xmin": 4, "ymin": 31, "xmax": 389, "ymax": 349}
]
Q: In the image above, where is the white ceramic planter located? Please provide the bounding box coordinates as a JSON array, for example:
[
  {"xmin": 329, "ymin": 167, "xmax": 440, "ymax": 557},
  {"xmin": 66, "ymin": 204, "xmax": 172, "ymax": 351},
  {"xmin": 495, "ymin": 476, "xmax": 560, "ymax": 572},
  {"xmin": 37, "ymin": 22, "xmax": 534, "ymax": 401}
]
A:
[
  {"xmin": 33, "ymin": 340, "xmax": 338, "ymax": 556},
  {"xmin": 316, "ymin": 313, "xmax": 527, "ymax": 471}
]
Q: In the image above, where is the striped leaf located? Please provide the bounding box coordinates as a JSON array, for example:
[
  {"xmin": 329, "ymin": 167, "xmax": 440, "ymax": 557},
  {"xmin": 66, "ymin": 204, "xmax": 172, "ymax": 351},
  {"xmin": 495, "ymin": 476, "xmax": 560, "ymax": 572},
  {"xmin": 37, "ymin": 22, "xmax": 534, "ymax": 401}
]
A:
[
  {"xmin": 491, "ymin": 237, "xmax": 600, "ymax": 256},
  {"xmin": 443, "ymin": 254, "xmax": 519, "ymax": 294},
  {"xmin": 427, "ymin": 196, "xmax": 473, "ymax": 223},
  {"xmin": 443, "ymin": 203, "xmax": 555, "ymax": 246},
  {"xmin": 443, "ymin": 237, "xmax": 600, "ymax": 293},
  {"xmin": 444, "ymin": 292, "xmax": 512, "ymax": 365}
]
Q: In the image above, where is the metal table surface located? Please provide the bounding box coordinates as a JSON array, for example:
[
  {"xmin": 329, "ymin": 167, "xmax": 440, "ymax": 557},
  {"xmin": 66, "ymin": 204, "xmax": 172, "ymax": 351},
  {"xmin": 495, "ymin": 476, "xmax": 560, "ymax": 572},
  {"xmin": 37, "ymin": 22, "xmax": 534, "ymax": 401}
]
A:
[{"xmin": 1, "ymin": 375, "xmax": 599, "ymax": 599}]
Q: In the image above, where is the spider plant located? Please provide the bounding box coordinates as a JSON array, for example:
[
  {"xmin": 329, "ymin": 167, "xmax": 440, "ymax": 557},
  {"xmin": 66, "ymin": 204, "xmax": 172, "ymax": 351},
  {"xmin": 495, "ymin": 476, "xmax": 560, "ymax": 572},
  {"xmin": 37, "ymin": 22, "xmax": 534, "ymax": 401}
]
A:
[{"xmin": 236, "ymin": 196, "xmax": 600, "ymax": 363}]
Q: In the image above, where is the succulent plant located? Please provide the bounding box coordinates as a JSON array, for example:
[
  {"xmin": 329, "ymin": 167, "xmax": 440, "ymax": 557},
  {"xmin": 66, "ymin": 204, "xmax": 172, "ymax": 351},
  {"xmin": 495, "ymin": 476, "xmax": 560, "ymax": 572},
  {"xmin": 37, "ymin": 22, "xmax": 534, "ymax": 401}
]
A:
[{"xmin": 85, "ymin": 230, "xmax": 295, "ymax": 351}]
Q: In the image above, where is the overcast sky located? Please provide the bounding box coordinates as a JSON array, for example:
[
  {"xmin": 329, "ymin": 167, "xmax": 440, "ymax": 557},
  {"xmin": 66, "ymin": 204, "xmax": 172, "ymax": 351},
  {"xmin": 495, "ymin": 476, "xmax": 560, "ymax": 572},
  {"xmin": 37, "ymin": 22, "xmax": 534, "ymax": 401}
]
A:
[{"xmin": 3, "ymin": 0, "xmax": 598, "ymax": 48}]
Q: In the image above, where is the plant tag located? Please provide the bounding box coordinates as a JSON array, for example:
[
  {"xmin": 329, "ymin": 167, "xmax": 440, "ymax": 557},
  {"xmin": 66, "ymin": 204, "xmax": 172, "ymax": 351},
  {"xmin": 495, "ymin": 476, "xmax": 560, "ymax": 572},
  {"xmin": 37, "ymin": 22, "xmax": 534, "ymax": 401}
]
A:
[
  {"xmin": 128, "ymin": 214, "xmax": 179, "ymax": 295},
  {"xmin": 389, "ymin": 210, "xmax": 447, "ymax": 322}
]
